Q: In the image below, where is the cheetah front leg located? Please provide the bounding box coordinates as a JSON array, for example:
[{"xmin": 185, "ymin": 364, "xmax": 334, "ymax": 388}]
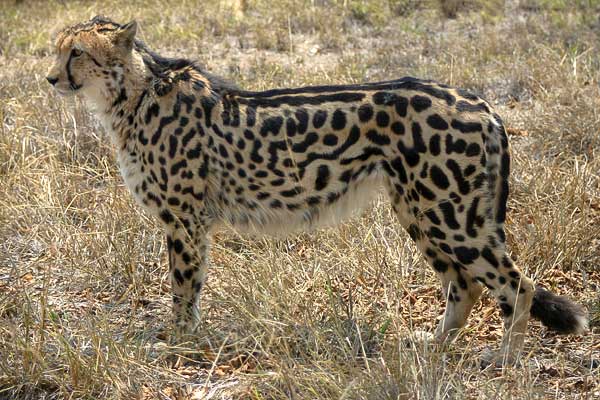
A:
[{"xmin": 167, "ymin": 228, "xmax": 210, "ymax": 335}]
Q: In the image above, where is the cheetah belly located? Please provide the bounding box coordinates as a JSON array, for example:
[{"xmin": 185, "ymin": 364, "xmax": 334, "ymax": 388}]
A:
[{"xmin": 212, "ymin": 173, "xmax": 385, "ymax": 237}]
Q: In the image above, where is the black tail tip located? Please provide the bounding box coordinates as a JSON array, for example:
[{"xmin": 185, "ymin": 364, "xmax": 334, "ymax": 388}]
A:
[{"xmin": 530, "ymin": 286, "xmax": 588, "ymax": 335}]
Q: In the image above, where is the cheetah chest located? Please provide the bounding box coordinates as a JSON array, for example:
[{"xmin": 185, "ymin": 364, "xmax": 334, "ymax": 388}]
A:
[{"xmin": 117, "ymin": 150, "xmax": 158, "ymax": 216}]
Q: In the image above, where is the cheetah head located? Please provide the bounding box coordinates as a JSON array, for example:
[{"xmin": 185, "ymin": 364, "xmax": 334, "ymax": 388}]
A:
[{"xmin": 46, "ymin": 16, "xmax": 138, "ymax": 105}]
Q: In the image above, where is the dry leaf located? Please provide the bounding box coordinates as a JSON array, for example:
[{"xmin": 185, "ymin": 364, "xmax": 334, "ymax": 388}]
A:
[{"xmin": 506, "ymin": 127, "xmax": 529, "ymax": 137}]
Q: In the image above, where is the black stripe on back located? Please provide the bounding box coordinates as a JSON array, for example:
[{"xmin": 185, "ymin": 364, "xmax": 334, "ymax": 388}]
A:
[
  {"xmin": 236, "ymin": 92, "xmax": 366, "ymax": 108},
  {"xmin": 234, "ymin": 77, "xmax": 420, "ymax": 98},
  {"xmin": 232, "ymin": 77, "xmax": 457, "ymax": 106}
]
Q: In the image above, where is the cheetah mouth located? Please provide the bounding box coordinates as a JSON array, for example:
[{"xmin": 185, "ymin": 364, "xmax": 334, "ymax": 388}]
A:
[
  {"xmin": 53, "ymin": 80, "xmax": 83, "ymax": 96},
  {"xmin": 55, "ymin": 85, "xmax": 81, "ymax": 96}
]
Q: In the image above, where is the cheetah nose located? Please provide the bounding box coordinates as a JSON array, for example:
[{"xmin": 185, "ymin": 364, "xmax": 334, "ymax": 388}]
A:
[{"xmin": 46, "ymin": 76, "xmax": 59, "ymax": 86}]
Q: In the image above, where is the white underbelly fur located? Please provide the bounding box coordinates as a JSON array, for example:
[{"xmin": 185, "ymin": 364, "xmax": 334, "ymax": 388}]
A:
[{"xmin": 214, "ymin": 173, "xmax": 385, "ymax": 237}]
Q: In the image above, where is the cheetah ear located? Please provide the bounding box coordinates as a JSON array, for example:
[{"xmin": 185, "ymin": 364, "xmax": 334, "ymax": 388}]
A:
[{"xmin": 115, "ymin": 20, "xmax": 137, "ymax": 51}]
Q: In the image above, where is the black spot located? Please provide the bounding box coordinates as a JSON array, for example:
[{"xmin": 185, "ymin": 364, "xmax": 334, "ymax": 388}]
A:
[
  {"xmin": 451, "ymin": 119, "xmax": 483, "ymax": 133},
  {"xmin": 372, "ymin": 92, "xmax": 409, "ymax": 117},
  {"xmin": 357, "ymin": 103, "xmax": 374, "ymax": 122},
  {"xmin": 496, "ymin": 153, "xmax": 510, "ymax": 223},
  {"xmin": 295, "ymin": 108, "xmax": 309, "ymax": 134},
  {"xmin": 508, "ymin": 270, "xmax": 520, "ymax": 279},
  {"xmin": 500, "ymin": 303, "xmax": 513, "ymax": 317},
  {"xmin": 430, "ymin": 165, "xmax": 450, "ymax": 190},
  {"xmin": 281, "ymin": 187, "xmax": 304, "ymax": 197},
  {"xmin": 456, "ymin": 100, "xmax": 489, "ymax": 113},
  {"xmin": 440, "ymin": 242, "xmax": 452, "ymax": 254},
  {"xmin": 172, "ymin": 239, "xmax": 184, "ymax": 254},
  {"xmin": 312, "ymin": 110, "xmax": 327, "ymax": 128},
  {"xmin": 292, "ymin": 132, "xmax": 319, "ymax": 153},
  {"xmin": 395, "ymin": 96, "xmax": 409, "ymax": 117},
  {"xmin": 446, "ymin": 135, "xmax": 466, "ymax": 154},
  {"xmin": 439, "ymin": 201, "xmax": 460, "ymax": 229},
  {"xmin": 307, "ymin": 196, "xmax": 320, "ymax": 206},
  {"xmin": 286, "ymin": 118, "xmax": 297, "ymax": 136},
  {"xmin": 410, "ymin": 95, "xmax": 432, "ymax": 112},
  {"xmin": 481, "ymin": 246, "xmax": 499, "ymax": 268},
  {"xmin": 433, "ymin": 259, "xmax": 448, "ymax": 272},
  {"xmin": 168, "ymin": 197, "xmax": 181, "ymax": 206},
  {"xmin": 168, "ymin": 135, "xmax": 178, "ymax": 158},
  {"xmin": 315, "ymin": 165, "xmax": 330, "ymax": 191},
  {"xmin": 366, "ymin": 130, "xmax": 390, "ymax": 145},
  {"xmin": 323, "ymin": 134, "xmax": 338, "ymax": 146},
  {"xmin": 145, "ymin": 102, "xmax": 160, "ymax": 124},
  {"xmin": 464, "ymin": 164, "xmax": 476, "ymax": 176},
  {"xmin": 426, "ymin": 114, "xmax": 449, "ymax": 130},
  {"xmin": 465, "ymin": 196, "xmax": 480, "ymax": 238},
  {"xmin": 372, "ymin": 91, "xmax": 395, "ymax": 105},
  {"xmin": 456, "ymin": 88, "xmax": 479, "ymax": 101},
  {"xmin": 390, "ymin": 121, "xmax": 405, "ymax": 135},
  {"xmin": 425, "ymin": 209, "xmax": 441, "ymax": 225},
  {"xmin": 376, "ymin": 111, "xmax": 390, "ymax": 127},
  {"xmin": 181, "ymin": 127, "xmax": 197, "ymax": 148},
  {"xmin": 465, "ymin": 142, "xmax": 481, "ymax": 157},
  {"xmin": 327, "ymin": 191, "xmax": 341, "ymax": 204},
  {"xmin": 415, "ymin": 181, "xmax": 436, "ymax": 201},
  {"xmin": 250, "ymin": 139, "xmax": 264, "ymax": 163},
  {"xmin": 446, "ymin": 159, "xmax": 470, "ymax": 195},
  {"xmin": 454, "ymin": 246, "xmax": 480, "ymax": 264},
  {"xmin": 173, "ymin": 269, "xmax": 184, "ymax": 286},
  {"xmin": 257, "ymin": 192, "xmax": 270, "ymax": 200},
  {"xmin": 246, "ymin": 105, "xmax": 256, "ymax": 126},
  {"xmin": 260, "ymin": 116, "xmax": 284, "ymax": 137},
  {"xmin": 453, "ymin": 234, "xmax": 465, "ymax": 242},
  {"xmin": 160, "ymin": 209, "xmax": 175, "ymax": 224},
  {"xmin": 429, "ymin": 134, "xmax": 441, "ymax": 156},
  {"xmin": 428, "ymin": 226, "xmax": 446, "ymax": 240},
  {"xmin": 219, "ymin": 144, "xmax": 229, "ymax": 158},
  {"xmin": 398, "ymin": 147, "xmax": 419, "ymax": 168},
  {"xmin": 457, "ymin": 274, "xmax": 468, "ymax": 289},
  {"xmin": 406, "ymin": 223, "xmax": 422, "ymax": 241},
  {"xmin": 331, "ymin": 110, "xmax": 347, "ymax": 130}
]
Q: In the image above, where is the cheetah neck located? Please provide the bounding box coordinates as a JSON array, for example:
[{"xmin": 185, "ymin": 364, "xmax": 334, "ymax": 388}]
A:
[{"xmin": 84, "ymin": 51, "xmax": 151, "ymax": 150}]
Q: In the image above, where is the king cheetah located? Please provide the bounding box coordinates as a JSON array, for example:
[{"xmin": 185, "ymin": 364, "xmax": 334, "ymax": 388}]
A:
[{"xmin": 47, "ymin": 16, "xmax": 588, "ymax": 364}]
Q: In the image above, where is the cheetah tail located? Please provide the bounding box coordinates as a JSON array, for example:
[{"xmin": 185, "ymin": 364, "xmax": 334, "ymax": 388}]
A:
[{"xmin": 530, "ymin": 286, "xmax": 589, "ymax": 335}]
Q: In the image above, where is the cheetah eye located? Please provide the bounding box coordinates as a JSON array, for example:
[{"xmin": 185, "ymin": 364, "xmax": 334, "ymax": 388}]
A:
[{"xmin": 71, "ymin": 48, "xmax": 83, "ymax": 57}]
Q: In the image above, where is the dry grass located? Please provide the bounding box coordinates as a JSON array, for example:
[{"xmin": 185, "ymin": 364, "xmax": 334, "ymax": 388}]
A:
[{"xmin": 1, "ymin": 0, "xmax": 599, "ymax": 398}]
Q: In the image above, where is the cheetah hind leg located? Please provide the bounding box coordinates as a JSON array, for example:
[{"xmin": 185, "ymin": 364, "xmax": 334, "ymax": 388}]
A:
[
  {"xmin": 415, "ymin": 237, "xmax": 484, "ymax": 345},
  {"xmin": 398, "ymin": 238, "xmax": 484, "ymax": 353},
  {"xmin": 386, "ymin": 184, "xmax": 483, "ymax": 349}
]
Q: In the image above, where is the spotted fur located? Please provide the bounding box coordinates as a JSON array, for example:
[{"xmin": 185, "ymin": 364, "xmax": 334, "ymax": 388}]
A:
[{"xmin": 47, "ymin": 16, "xmax": 588, "ymax": 363}]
